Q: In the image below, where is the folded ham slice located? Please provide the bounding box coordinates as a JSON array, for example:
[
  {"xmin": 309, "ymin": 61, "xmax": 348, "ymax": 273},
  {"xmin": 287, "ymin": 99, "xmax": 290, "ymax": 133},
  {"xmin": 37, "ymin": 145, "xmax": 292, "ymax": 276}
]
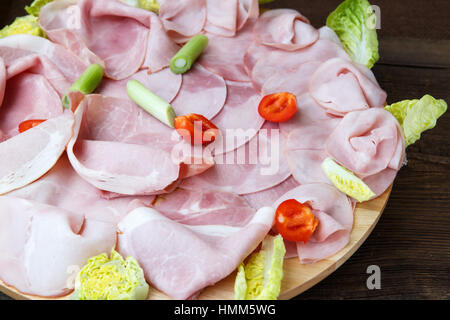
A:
[
  {"xmin": 284, "ymin": 119, "xmax": 340, "ymax": 185},
  {"xmin": 40, "ymin": 0, "xmax": 178, "ymax": 79},
  {"xmin": 204, "ymin": 0, "xmax": 258, "ymax": 37},
  {"xmin": 0, "ymin": 196, "xmax": 116, "ymax": 297},
  {"xmin": 274, "ymin": 183, "xmax": 354, "ymax": 264},
  {"xmin": 117, "ymin": 205, "xmax": 275, "ymax": 299},
  {"xmin": 254, "ymin": 9, "xmax": 319, "ymax": 51},
  {"xmin": 152, "ymin": 188, "xmax": 255, "ymax": 226},
  {"xmin": 0, "ymin": 111, "xmax": 74, "ymax": 195},
  {"xmin": 181, "ymin": 122, "xmax": 291, "ymax": 195},
  {"xmin": 309, "ymin": 57, "xmax": 387, "ymax": 116},
  {"xmin": 159, "ymin": 0, "xmax": 207, "ymax": 43}
]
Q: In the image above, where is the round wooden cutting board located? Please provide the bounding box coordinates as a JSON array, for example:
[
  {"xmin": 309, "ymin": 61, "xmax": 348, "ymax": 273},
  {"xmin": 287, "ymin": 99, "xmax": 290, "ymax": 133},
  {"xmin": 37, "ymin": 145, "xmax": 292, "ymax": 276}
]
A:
[{"xmin": 0, "ymin": 187, "xmax": 391, "ymax": 300}]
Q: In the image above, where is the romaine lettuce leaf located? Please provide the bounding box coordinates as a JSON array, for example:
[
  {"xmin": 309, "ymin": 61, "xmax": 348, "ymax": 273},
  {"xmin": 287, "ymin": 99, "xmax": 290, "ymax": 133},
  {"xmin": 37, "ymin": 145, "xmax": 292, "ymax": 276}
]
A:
[
  {"xmin": 0, "ymin": 15, "xmax": 45, "ymax": 39},
  {"xmin": 385, "ymin": 95, "xmax": 447, "ymax": 147},
  {"xmin": 71, "ymin": 250, "xmax": 149, "ymax": 300},
  {"xmin": 326, "ymin": 0, "xmax": 379, "ymax": 68},
  {"xmin": 25, "ymin": 0, "xmax": 54, "ymax": 17},
  {"xmin": 234, "ymin": 235, "xmax": 286, "ymax": 300}
]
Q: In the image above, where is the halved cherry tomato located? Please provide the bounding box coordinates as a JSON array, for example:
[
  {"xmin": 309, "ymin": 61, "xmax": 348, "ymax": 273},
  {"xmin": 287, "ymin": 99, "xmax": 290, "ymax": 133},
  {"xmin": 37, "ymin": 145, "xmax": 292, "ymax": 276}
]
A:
[
  {"xmin": 18, "ymin": 119, "xmax": 47, "ymax": 133},
  {"xmin": 275, "ymin": 199, "xmax": 319, "ymax": 243},
  {"xmin": 258, "ymin": 92, "xmax": 298, "ymax": 122},
  {"xmin": 174, "ymin": 114, "xmax": 219, "ymax": 145}
]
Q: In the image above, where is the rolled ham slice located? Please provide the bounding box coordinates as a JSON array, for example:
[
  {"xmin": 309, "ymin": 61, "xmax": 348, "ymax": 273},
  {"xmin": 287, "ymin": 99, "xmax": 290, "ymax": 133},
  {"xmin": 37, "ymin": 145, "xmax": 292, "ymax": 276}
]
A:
[
  {"xmin": 0, "ymin": 196, "xmax": 116, "ymax": 297},
  {"xmin": 117, "ymin": 205, "xmax": 275, "ymax": 299},
  {"xmin": 253, "ymin": 9, "xmax": 319, "ymax": 51},
  {"xmin": 309, "ymin": 57, "xmax": 387, "ymax": 116},
  {"xmin": 326, "ymin": 108, "xmax": 405, "ymax": 176},
  {"xmin": 181, "ymin": 122, "xmax": 291, "ymax": 195},
  {"xmin": 273, "ymin": 183, "xmax": 354, "ymax": 264}
]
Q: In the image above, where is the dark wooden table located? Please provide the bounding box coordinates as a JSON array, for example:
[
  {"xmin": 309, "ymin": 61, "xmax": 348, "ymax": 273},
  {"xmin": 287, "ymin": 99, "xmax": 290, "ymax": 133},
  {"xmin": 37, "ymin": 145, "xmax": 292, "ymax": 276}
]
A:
[{"xmin": 1, "ymin": 0, "xmax": 449, "ymax": 300}]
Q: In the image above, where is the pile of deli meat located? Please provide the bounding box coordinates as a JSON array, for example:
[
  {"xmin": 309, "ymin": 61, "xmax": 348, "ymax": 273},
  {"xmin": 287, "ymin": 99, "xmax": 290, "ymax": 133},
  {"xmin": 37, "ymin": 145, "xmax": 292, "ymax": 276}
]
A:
[{"xmin": 0, "ymin": 0, "xmax": 405, "ymax": 299}]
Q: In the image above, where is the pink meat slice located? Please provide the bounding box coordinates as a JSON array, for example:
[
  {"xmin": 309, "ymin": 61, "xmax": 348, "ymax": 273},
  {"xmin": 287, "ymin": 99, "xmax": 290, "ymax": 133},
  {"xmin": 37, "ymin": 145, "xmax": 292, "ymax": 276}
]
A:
[
  {"xmin": 253, "ymin": 9, "xmax": 319, "ymax": 51},
  {"xmin": 97, "ymin": 68, "xmax": 182, "ymax": 103},
  {"xmin": 67, "ymin": 95, "xmax": 213, "ymax": 196},
  {"xmin": 200, "ymin": 20, "xmax": 255, "ymax": 81},
  {"xmin": 204, "ymin": 0, "xmax": 258, "ymax": 37},
  {"xmin": 326, "ymin": 108, "xmax": 405, "ymax": 176},
  {"xmin": 273, "ymin": 183, "xmax": 354, "ymax": 264},
  {"xmin": 210, "ymin": 80, "xmax": 264, "ymax": 155},
  {"xmin": 40, "ymin": 0, "xmax": 177, "ymax": 79},
  {"xmin": 152, "ymin": 188, "xmax": 256, "ymax": 226},
  {"xmin": 279, "ymin": 93, "xmax": 338, "ymax": 137},
  {"xmin": 171, "ymin": 64, "xmax": 227, "ymax": 119},
  {"xmin": 117, "ymin": 205, "xmax": 275, "ymax": 299},
  {"xmin": 8, "ymin": 155, "xmax": 155, "ymax": 224},
  {"xmin": 309, "ymin": 57, "xmax": 387, "ymax": 116},
  {"xmin": 243, "ymin": 175, "xmax": 300, "ymax": 209},
  {"xmin": 284, "ymin": 119, "xmax": 341, "ymax": 185},
  {"xmin": 251, "ymin": 39, "xmax": 350, "ymax": 94},
  {"xmin": 0, "ymin": 196, "xmax": 116, "ymax": 297},
  {"xmin": 159, "ymin": 0, "xmax": 207, "ymax": 43},
  {"xmin": 181, "ymin": 122, "xmax": 291, "ymax": 195}
]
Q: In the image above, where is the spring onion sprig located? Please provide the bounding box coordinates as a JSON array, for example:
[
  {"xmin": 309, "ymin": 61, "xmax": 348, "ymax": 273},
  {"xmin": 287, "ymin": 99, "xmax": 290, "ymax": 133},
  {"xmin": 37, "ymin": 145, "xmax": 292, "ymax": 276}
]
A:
[
  {"xmin": 62, "ymin": 64, "xmax": 104, "ymax": 109},
  {"xmin": 170, "ymin": 35, "xmax": 209, "ymax": 74},
  {"xmin": 126, "ymin": 79, "xmax": 177, "ymax": 128}
]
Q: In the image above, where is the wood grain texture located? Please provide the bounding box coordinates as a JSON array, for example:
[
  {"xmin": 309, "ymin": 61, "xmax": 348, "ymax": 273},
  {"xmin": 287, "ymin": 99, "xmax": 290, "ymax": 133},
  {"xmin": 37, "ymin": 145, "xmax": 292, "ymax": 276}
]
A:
[{"xmin": 1, "ymin": 0, "xmax": 449, "ymax": 300}]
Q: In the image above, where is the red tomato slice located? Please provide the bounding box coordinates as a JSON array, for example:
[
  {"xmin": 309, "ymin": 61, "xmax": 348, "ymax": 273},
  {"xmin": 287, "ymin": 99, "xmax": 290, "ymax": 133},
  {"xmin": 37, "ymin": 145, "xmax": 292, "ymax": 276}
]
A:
[
  {"xmin": 275, "ymin": 199, "xmax": 319, "ymax": 243},
  {"xmin": 258, "ymin": 92, "xmax": 298, "ymax": 122},
  {"xmin": 174, "ymin": 114, "xmax": 219, "ymax": 145},
  {"xmin": 18, "ymin": 119, "xmax": 47, "ymax": 133}
]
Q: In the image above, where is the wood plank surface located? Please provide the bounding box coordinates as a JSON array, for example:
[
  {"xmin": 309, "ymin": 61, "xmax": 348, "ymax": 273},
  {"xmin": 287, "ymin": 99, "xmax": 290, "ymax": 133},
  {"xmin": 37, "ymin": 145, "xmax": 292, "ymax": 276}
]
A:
[{"xmin": 1, "ymin": 0, "xmax": 449, "ymax": 300}]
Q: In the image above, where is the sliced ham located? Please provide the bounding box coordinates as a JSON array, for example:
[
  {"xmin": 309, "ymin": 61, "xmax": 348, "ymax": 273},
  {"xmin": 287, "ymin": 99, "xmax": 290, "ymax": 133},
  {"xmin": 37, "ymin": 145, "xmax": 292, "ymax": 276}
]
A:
[
  {"xmin": 200, "ymin": 21, "xmax": 255, "ymax": 81},
  {"xmin": 0, "ymin": 196, "xmax": 116, "ymax": 297},
  {"xmin": 97, "ymin": 68, "xmax": 182, "ymax": 103},
  {"xmin": 326, "ymin": 108, "xmax": 405, "ymax": 176},
  {"xmin": 40, "ymin": 0, "xmax": 178, "ymax": 79},
  {"xmin": 171, "ymin": 64, "xmax": 227, "ymax": 119},
  {"xmin": 243, "ymin": 175, "xmax": 300, "ymax": 209},
  {"xmin": 284, "ymin": 119, "xmax": 340, "ymax": 185},
  {"xmin": 153, "ymin": 188, "xmax": 256, "ymax": 226},
  {"xmin": 253, "ymin": 9, "xmax": 319, "ymax": 51},
  {"xmin": 8, "ymin": 155, "xmax": 155, "ymax": 224},
  {"xmin": 211, "ymin": 80, "xmax": 264, "ymax": 155},
  {"xmin": 117, "ymin": 205, "xmax": 275, "ymax": 299},
  {"xmin": 309, "ymin": 57, "xmax": 387, "ymax": 116},
  {"xmin": 67, "ymin": 95, "xmax": 213, "ymax": 196},
  {"xmin": 273, "ymin": 183, "xmax": 354, "ymax": 264},
  {"xmin": 204, "ymin": 0, "xmax": 258, "ymax": 37},
  {"xmin": 159, "ymin": 0, "xmax": 207, "ymax": 43},
  {"xmin": 279, "ymin": 93, "xmax": 338, "ymax": 137},
  {"xmin": 250, "ymin": 39, "xmax": 350, "ymax": 94},
  {"xmin": 181, "ymin": 122, "xmax": 291, "ymax": 195},
  {"xmin": 0, "ymin": 111, "xmax": 74, "ymax": 195}
]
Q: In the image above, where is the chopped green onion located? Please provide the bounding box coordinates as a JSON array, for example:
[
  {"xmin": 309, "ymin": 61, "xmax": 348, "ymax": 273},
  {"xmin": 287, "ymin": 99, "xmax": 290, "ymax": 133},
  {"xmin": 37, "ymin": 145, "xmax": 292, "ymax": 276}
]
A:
[
  {"xmin": 62, "ymin": 64, "xmax": 104, "ymax": 109},
  {"xmin": 170, "ymin": 35, "xmax": 209, "ymax": 74},
  {"xmin": 126, "ymin": 79, "xmax": 177, "ymax": 128}
]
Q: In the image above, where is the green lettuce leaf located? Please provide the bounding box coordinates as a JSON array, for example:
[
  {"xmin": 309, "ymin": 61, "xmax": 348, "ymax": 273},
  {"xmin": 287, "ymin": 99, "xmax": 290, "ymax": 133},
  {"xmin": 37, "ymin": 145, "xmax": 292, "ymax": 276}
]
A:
[
  {"xmin": 326, "ymin": 0, "xmax": 379, "ymax": 68},
  {"xmin": 71, "ymin": 250, "xmax": 149, "ymax": 300},
  {"xmin": 385, "ymin": 95, "xmax": 447, "ymax": 147},
  {"xmin": 0, "ymin": 15, "xmax": 45, "ymax": 39},
  {"xmin": 259, "ymin": 0, "xmax": 275, "ymax": 4},
  {"xmin": 234, "ymin": 235, "xmax": 286, "ymax": 300},
  {"xmin": 25, "ymin": 0, "xmax": 54, "ymax": 17}
]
